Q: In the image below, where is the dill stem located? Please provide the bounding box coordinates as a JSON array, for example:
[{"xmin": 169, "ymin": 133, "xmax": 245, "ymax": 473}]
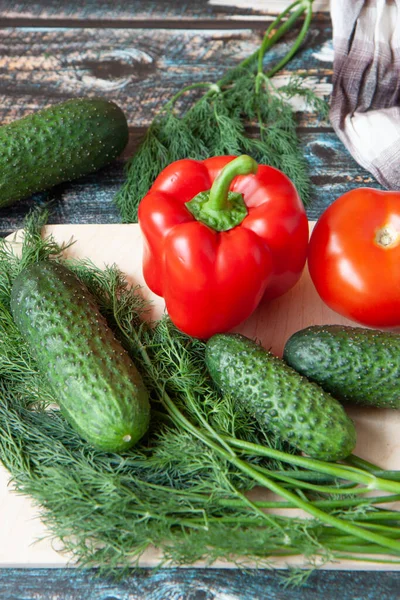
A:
[
  {"xmin": 163, "ymin": 0, "xmax": 308, "ymax": 117},
  {"xmin": 346, "ymin": 454, "xmax": 382, "ymax": 472},
  {"xmin": 164, "ymin": 82, "xmax": 219, "ymax": 111},
  {"xmin": 321, "ymin": 531, "xmax": 400, "ymax": 545},
  {"xmin": 117, "ymin": 509, "xmax": 206, "ymax": 531},
  {"xmin": 355, "ymin": 512, "xmax": 400, "ymax": 522},
  {"xmin": 187, "ymin": 515, "xmax": 400, "ymax": 537},
  {"xmin": 137, "ymin": 481, "xmax": 400, "ymax": 513},
  {"xmin": 333, "ymin": 553, "xmax": 400, "ymax": 564},
  {"xmin": 329, "ymin": 542, "xmax": 400, "ymax": 553},
  {"xmin": 346, "ymin": 454, "xmax": 400, "ymax": 481},
  {"xmin": 220, "ymin": 494, "xmax": 400, "ymax": 512},
  {"xmin": 352, "ymin": 522, "xmax": 400, "ymax": 535},
  {"xmin": 139, "ymin": 375, "xmax": 400, "ymax": 553},
  {"xmin": 177, "ymin": 1, "xmax": 307, "ymax": 114},
  {"xmin": 157, "ymin": 328, "xmax": 235, "ymax": 456},
  {"xmin": 266, "ymin": 1, "xmax": 313, "ymax": 78},
  {"xmin": 216, "ymin": 454, "xmax": 400, "ymax": 553},
  {"xmin": 224, "ymin": 436, "xmax": 400, "ymax": 494},
  {"xmin": 217, "ymin": 0, "xmax": 310, "ymax": 89},
  {"xmin": 271, "ymin": 470, "xmax": 337, "ymax": 484},
  {"xmin": 257, "ymin": 0, "xmax": 309, "ymax": 76},
  {"xmin": 183, "ymin": 0, "xmax": 313, "ymax": 121},
  {"xmin": 252, "ymin": 464, "xmax": 369, "ymax": 496},
  {"xmin": 228, "ymin": 456, "xmax": 400, "ymax": 553},
  {"xmin": 224, "ymin": 477, "xmax": 287, "ymax": 535}
]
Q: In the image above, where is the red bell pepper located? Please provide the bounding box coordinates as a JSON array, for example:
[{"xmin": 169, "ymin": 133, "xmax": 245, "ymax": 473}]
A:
[{"xmin": 138, "ymin": 155, "xmax": 308, "ymax": 338}]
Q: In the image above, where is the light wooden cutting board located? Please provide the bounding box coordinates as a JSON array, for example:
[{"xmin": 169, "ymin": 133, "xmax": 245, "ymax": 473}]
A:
[{"xmin": 1, "ymin": 222, "xmax": 400, "ymax": 570}]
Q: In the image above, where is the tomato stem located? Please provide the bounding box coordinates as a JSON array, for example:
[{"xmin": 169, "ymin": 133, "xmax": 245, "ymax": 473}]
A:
[{"xmin": 374, "ymin": 225, "xmax": 400, "ymax": 249}]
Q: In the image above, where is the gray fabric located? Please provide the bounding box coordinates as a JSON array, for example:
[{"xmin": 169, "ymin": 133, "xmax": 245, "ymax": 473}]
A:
[{"xmin": 329, "ymin": 0, "xmax": 400, "ymax": 189}]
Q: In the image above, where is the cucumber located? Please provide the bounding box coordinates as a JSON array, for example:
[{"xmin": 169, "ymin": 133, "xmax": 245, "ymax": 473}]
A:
[
  {"xmin": 205, "ymin": 333, "xmax": 356, "ymax": 461},
  {"xmin": 0, "ymin": 98, "xmax": 128, "ymax": 207},
  {"xmin": 283, "ymin": 325, "xmax": 400, "ymax": 409},
  {"xmin": 10, "ymin": 261, "xmax": 150, "ymax": 452}
]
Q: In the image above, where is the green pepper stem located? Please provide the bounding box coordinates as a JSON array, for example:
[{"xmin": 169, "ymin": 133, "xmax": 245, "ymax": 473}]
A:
[
  {"xmin": 185, "ymin": 154, "xmax": 258, "ymax": 231},
  {"xmin": 205, "ymin": 155, "xmax": 258, "ymax": 212}
]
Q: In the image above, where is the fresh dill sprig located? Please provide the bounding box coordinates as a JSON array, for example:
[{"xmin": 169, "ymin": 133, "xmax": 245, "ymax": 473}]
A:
[
  {"xmin": 1, "ymin": 210, "xmax": 400, "ymax": 581},
  {"xmin": 115, "ymin": 0, "xmax": 328, "ymax": 222}
]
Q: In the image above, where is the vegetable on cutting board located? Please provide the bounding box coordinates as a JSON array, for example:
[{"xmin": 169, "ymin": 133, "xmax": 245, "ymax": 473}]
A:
[
  {"xmin": 3, "ymin": 211, "xmax": 400, "ymax": 579},
  {"xmin": 308, "ymin": 188, "xmax": 400, "ymax": 328},
  {"xmin": 11, "ymin": 260, "xmax": 150, "ymax": 452},
  {"xmin": 284, "ymin": 324, "xmax": 400, "ymax": 409},
  {"xmin": 205, "ymin": 332, "xmax": 356, "ymax": 461},
  {"xmin": 0, "ymin": 97, "xmax": 129, "ymax": 208},
  {"xmin": 138, "ymin": 154, "xmax": 308, "ymax": 339}
]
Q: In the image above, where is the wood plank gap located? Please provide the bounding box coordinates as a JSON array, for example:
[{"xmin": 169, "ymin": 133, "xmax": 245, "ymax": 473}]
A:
[
  {"xmin": 0, "ymin": 18, "xmax": 276, "ymax": 30},
  {"xmin": 127, "ymin": 126, "xmax": 335, "ymax": 138},
  {"xmin": 297, "ymin": 125, "xmax": 333, "ymax": 134}
]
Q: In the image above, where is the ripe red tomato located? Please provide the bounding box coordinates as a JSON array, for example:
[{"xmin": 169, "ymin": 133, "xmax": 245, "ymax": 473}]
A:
[{"xmin": 308, "ymin": 188, "xmax": 400, "ymax": 328}]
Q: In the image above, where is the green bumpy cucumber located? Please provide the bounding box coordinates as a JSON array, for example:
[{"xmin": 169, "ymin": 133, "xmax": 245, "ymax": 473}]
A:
[
  {"xmin": 283, "ymin": 325, "xmax": 400, "ymax": 409},
  {"xmin": 205, "ymin": 333, "xmax": 356, "ymax": 461},
  {"xmin": 10, "ymin": 261, "xmax": 150, "ymax": 452},
  {"xmin": 0, "ymin": 98, "xmax": 128, "ymax": 207}
]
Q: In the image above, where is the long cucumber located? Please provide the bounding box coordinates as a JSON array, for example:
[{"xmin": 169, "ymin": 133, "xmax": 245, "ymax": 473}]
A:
[
  {"xmin": 0, "ymin": 98, "xmax": 128, "ymax": 207},
  {"xmin": 11, "ymin": 261, "xmax": 150, "ymax": 452}
]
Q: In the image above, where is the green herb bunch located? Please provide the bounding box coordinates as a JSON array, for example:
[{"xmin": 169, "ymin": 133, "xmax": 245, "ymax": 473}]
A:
[
  {"xmin": 115, "ymin": 0, "xmax": 328, "ymax": 222},
  {"xmin": 1, "ymin": 211, "xmax": 400, "ymax": 585}
]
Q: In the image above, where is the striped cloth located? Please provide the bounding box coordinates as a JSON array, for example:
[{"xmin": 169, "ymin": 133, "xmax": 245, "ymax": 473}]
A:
[{"xmin": 329, "ymin": 0, "xmax": 400, "ymax": 189}]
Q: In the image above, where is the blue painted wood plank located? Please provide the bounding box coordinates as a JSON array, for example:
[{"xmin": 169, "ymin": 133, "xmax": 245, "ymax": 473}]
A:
[
  {"xmin": 0, "ymin": 20, "xmax": 331, "ymax": 128},
  {"xmin": 0, "ymin": 567, "xmax": 399, "ymax": 600},
  {"xmin": 304, "ymin": 132, "xmax": 383, "ymax": 220},
  {"xmin": 0, "ymin": 15, "xmax": 341, "ymax": 237}
]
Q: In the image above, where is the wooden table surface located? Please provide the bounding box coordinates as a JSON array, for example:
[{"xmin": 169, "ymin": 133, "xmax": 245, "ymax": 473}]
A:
[{"xmin": 0, "ymin": 1, "xmax": 398, "ymax": 598}]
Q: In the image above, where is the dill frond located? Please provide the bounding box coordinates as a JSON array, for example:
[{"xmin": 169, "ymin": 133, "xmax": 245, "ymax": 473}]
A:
[{"xmin": 115, "ymin": 2, "xmax": 329, "ymax": 222}]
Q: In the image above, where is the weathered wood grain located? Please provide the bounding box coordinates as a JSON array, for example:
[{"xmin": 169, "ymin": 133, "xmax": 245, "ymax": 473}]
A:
[
  {"xmin": 0, "ymin": 567, "xmax": 398, "ymax": 600},
  {"xmin": 0, "ymin": 21, "xmax": 332, "ymax": 127},
  {"xmin": 0, "ymin": 0, "xmax": 330, "ymax": 22},
  {"xmin": 0, "ymin": 130, "xmax": 382, "ymax": 238},
  {"xmin": 0, "ymin": 17, "xmax": 345, "ymax": 235},
  {"xmin": 302, "ymin": 131, "xmax": 382, "ymax": 217}
]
